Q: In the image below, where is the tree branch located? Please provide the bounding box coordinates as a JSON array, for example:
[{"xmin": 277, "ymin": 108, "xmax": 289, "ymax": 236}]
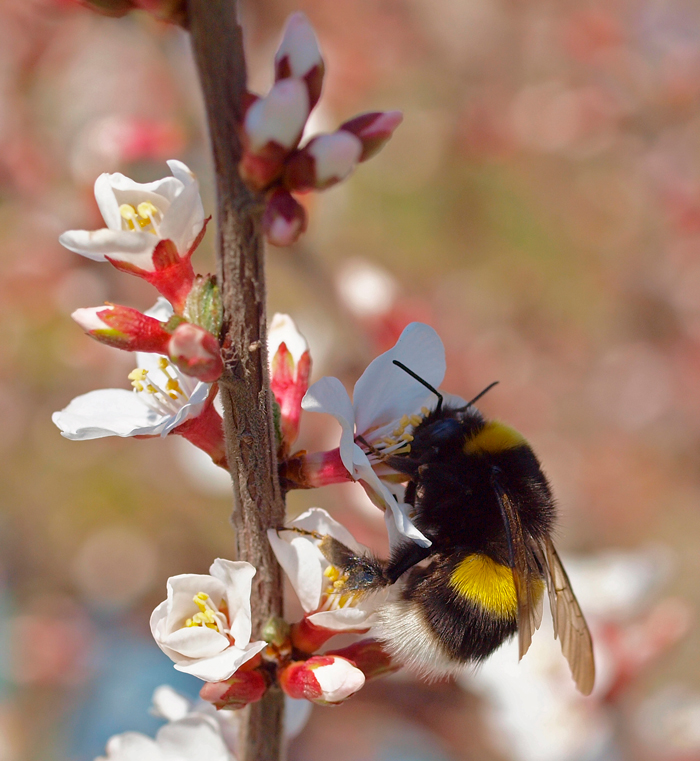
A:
[{"xmin": 187, "ymin": 1, "xmax": 286, "ymax": 758}]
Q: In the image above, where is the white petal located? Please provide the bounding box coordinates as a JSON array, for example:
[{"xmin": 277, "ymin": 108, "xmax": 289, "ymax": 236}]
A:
[
  {"xmin": 162, "ymin": 626, "xmax": 230, "ymax": 660},
  {"xmin": 268, "ymin": 313, "xmax": 308, "ymax": 364},
  {"xmin": 159, "ymin": 175, "xmax": 205, "ymax": 253},
  {"xmin": 157, "ymin": 716, "xmax": 231, "ymax": 761},
  {"xmin": 353, "ymin": 446, "xmax": 431, "ymax": 547},
  {"xmin": 313, "ymin": 658, "xmax": 365, "ymax": 703},
  {"xmin": 353, "ymin": 322, "xmax": 446, "ymax": 434},
  {"xmin": 108, "ymin": 173, "xmax": 182, "ymax": 204},
  {"xmin": 144, "ymin": 298, "xmax": 174, "ymax": 322},
  {"xmin": 302, "ymin": 376, "xmax": 355, "ymax": 476},
  {"xmin": 94, "ymin": 173, "xmax": 122, "ymax": 231},
  {"xmin": 59, "ymin": 228, "xmax": 157, "ymax": 265},
  {"xmin": 209, "ymin": 559, "xmax": 255, "ymax": 647},
  {"xmin": 52, "ymin": 389, "xmax": 166, "ymax": 439},
  {"xmin": 151, "ymin": 685, "xmax": 191, "ymax": 722},
  {"xmin": 101, "ymin": 732, "xmax": 165, "ymax": 761},
  {"xmin": 166, "ymin": 159, "xmax": 197, "ymax": 186},
  {"xmin": 173, "ymin": 640, "xmax": 266, "ymax": 682},
  {"xmin": 291, "ymin": 507, "xmax": 363, "ymax": 555},
  {"xmin": 268, "ymin": 529, "xmax": 326, "ymax": 613},
  {"xmin": 308, "ymin": 606, "xmax": 377, "ymax": 631}
]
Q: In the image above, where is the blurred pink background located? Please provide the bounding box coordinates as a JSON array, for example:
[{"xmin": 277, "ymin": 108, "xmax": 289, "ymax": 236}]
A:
[{"xmin": 1, "ymin": 0, "xmax": 700, "ymax": 759}]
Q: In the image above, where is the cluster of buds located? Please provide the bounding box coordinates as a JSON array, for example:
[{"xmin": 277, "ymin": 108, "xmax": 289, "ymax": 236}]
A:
[{"xmin": 240, "ymin": 13, "xmax": 402, "ymax": 246}]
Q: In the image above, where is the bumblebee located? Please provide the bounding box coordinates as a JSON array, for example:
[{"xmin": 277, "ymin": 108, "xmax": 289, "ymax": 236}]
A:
[{"xmin": 317, "ymin": 361, "xmax": 595, "ymax": 695}]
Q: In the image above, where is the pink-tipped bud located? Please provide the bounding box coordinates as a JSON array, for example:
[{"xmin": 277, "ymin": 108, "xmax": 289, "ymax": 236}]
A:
[
  {"xmin": 275, "ymin": 12, "xmax": 325, "ymax": 109},
  {"xmin": 199, "ymin": 668, "xmax": 267, "ymax": 710},
  {"xmin": 285, "ymin": 132, "xmax": 362, "ymax": 192},
  {"xmin": 327, "ymin": 639, "xmax": 401, "ymax": 681},
  {"xmin": 340, "ymin": 111, "xmax": 403, "ymax": 162},
  {"xmin": 168, "ymin": 323, "xmax": 223, "ymax": 382},
  {"xmin": 279, "ymin": 448, "xmax": 352, "ymax": 490},
  {"xmin": 262, "ymin": 188, "xmax": 308, "ymax": 247},
  {"xmin": 72, "ymin": 305, "xmax": 171, "ymax": 352},
  {"xmin": 244, "ymin": 79, "xmax": 309, "ymax": 154},
  {"xmin": 279, "ymin": 655, "xmax": 365, "ymax": 705}
]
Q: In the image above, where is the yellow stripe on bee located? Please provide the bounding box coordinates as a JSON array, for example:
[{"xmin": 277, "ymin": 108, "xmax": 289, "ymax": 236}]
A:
[
  {"xmin": 449, "ymin": 554, "xmax": 518, "ymax": 618},
  {"xmin": 463, "ymin": 421, "xmax": 526, "ymax": 456}
]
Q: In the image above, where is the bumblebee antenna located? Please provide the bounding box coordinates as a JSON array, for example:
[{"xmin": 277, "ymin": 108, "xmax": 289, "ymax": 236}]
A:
[
  {"xmin": 392, "ymin": 360, "xmax": 443, "ymax": 414},
  {"xmin": 466, "ymin": 381, "xmax": 499, "ymax": 407}
]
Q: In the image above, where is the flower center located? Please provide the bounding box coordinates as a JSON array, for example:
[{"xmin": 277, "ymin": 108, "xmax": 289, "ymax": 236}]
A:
[
  {"xmin": 320, "ymin": 565, "xmax": 362, "ymax": 610},
  {"xmin": 364, "ymin": 408, "xmax": 429, "ymax": 458},
  {"xmin": 185, "ymin": 592, "xmax": 230, "ymax": 634},
  {"xmin": 119, "ymin": 201, "xmax": 162, "ymax": 235},
  {"xmin": 128, "ymin": 357, "xmax": 197, "ymax": 416}
]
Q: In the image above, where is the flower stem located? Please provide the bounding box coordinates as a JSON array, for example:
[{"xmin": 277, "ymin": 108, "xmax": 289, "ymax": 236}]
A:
[{"xmin": 187, "ymin": 1, "xmax": 286, "ymax": 758}]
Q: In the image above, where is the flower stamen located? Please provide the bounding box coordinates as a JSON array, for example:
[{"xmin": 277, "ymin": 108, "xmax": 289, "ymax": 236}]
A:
[
  {"xmin": 119, "ymin": 201, "xmax": 162, "ymax": 235},
  {"xmin": 128, "ymin": 359, "xmax": 196, "ymax": 416},
  {"xmin": 185, "ymin": 591, "xmax": 229, "ymax": 634}
]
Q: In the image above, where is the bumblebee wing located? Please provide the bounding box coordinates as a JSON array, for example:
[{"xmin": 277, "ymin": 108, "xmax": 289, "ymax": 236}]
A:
[
  {"xmin": 541, "ymin": 536, "xmax": 596, "ymax": 696},
  {"xmin": 492, "ymin": 477, "xmax": 543, "ymax": 661}
]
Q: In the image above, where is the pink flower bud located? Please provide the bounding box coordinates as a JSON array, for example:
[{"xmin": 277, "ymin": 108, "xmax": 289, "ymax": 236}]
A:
[
  {"xmin": 262, "ymin": 188, "xmax": 307, "ymax": 247},
  {"xmin": 199, "ymin": 668, "xmax": 267, "ymax": 710},
  {"xmin": 285, "ymin": 132, "xmax": 362, "ymax": 191},
  {"xmin": 244, "ymin": 79, "xmax": 309, "ymax": 154},
  {"xmin": 279, "ymin": 655, "xmax": 365, "ymax": 705},
  {"xmin": 275, "ymin": 12, "xmax": 325, "ymax": 109},
  {"xmin": 72, "ymin": 305, "xmax": 172, "ymax": 352},
  {"xmin": 168, "ymin": 323, "xmax": 223, "ymax": 382},
  {"xmin": 279, "ymin": 448, "xmax": 352, "ymax": 490},
  {"xmin": 340, "ymin": 111, "xmax": 403, "ymax": 162},
  {"xmin": 327, "ymin": 639, "xmax": 401, "ymax": 681}
]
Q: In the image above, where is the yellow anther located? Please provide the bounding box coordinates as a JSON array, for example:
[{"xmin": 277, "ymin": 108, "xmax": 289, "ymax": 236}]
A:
[
  {"xmin": 324, "ymin": 566, "xmax": 340, "ymax": 582},
  {"xmin": 381, "ymin": 436, "xmax": 397, "ymax": 446},
  {"xmin": 131, "ymin": 381, "xmax": 144, "ymax": 392},
  {"xmin": 392, "ymin": 428, "xmax": 403, "ymax": 437},
  {"xmin": 158, "ymin": 357, "xmax": 169, "ymax": 370},
  {"xmin": 128, "ymin": 369, "xmax": 148, "ymax": 381},
  {"xmin": 421, "ymin": 407, "xmax": 430, "ymax": 416},
  {"xmin": 137, "ymin": 201, "xmax": 159, "ymax": 219},
  {"xmin": 146, "ymin": 384, "xmax": 158, "ymax": 394},
  {"xmin": 333, "ymin": 580, "xmax": 345, "ymax": 590},
  {"xmin": 409, "ymin": 415, "xmax": 422, "ymax": 426},
  {"xmin": 400, "ymin": 415, "xmax": 410, "ymax": 428},
  {"xmin": 400, "ymin": 433, "xmax": 414, "ymax": 442},
  {"xmin": 166, "ymin": 378, "xmax": 183, "ymax": 396},
  {"xmin": 119, "ymin": 204, "xmax": 138, "ymax": 227}
]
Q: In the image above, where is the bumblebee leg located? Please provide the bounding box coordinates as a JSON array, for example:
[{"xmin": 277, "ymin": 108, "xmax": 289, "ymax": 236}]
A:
[{"xmin": 384, "ymin": 541, "xmax": 433, "ymax": 583}]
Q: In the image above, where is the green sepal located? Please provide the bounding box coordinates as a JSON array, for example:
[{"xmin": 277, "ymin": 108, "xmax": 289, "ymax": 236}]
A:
[
  {"xmin": 163, "ymin": 314, "xmax": 187, "ymax": 333},
  {"xmin": 184, "ymin": 275, "xmax": 223, "ymax": 336},
  {"xmin": 262, "ymin": 616, "xmax": 290, "ymax": 646}
]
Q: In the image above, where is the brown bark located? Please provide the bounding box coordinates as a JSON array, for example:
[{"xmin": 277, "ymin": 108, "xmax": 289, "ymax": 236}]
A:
[{"xmin": 187, "ymin": 1, "xmax": 286, "ymax": 758}]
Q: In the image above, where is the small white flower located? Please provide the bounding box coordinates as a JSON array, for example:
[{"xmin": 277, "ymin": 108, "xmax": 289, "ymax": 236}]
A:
[
  {"xmin": 95, "ymin": 715, "xmax": 233, "ymax": 761},
  {"xmin": 302, "ymin": 322, "xmax": 447, "ymax": 547},
  {"xmin": 52, "ymin": 300, "xmax": 211, "ymax": 440},
  {"xmin": 60, "ymin": 160, "xmax": 205, "ymax": 272},
  {"xmin": 150, "ymin": 559, "xmax": 267, "ymax": 682},
  {"xmin": 268, "ymin": 508, "xmax": 387, "ymax": 631}
]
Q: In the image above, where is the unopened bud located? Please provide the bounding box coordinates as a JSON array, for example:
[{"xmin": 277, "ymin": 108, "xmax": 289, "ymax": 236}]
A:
[
  {"xmin": 199, "ymin": 668, "xmax": 267, "ymax": 710},
  {"xmin": 275, "ymin": 12, "xmax": 325, "ymax": 109},
  {"xmin": 262, "ymin": 188, "xmax": 307, "ymax": 247},
  {"xmin": 244, "ymin": 79, "xmax": 309, "ymax": 154},
  {"xmin": 72, "ymin": 305, "xmax": 171, "ymax": 352},
  {"xmin": 168, "ymin": 323, "xmax": 223, "ymax": 382},
  {"xmin": 279, "ymin": 655, "xmax": 365, "ymax": 705},
  {"xmin": 284, "ymin": 132, "xmax": 362, "ymax": 191},
  {"xmin": 340, "ymin": 111, "xmax": 403, "ymax": 162}
]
